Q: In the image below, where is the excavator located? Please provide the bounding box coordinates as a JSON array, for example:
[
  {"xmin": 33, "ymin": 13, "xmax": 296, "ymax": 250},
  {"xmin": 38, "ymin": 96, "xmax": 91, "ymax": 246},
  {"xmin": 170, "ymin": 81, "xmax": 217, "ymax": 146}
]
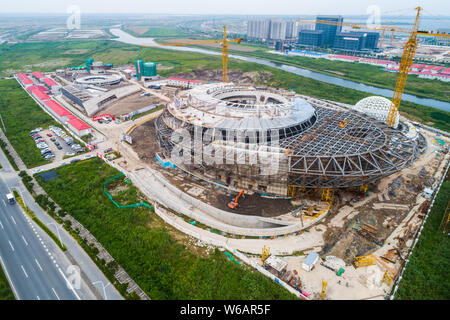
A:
[{"xmin": 228, "ymin": 189, "xmax": 245, "ymax": 209}]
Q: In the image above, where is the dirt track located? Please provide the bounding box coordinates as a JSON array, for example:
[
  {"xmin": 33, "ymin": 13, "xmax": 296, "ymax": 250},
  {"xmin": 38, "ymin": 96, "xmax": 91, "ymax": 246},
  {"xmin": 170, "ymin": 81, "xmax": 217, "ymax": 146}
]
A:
[{"xmin": 95, "ymin": 92, "xmax": 165, "ymax": 117}]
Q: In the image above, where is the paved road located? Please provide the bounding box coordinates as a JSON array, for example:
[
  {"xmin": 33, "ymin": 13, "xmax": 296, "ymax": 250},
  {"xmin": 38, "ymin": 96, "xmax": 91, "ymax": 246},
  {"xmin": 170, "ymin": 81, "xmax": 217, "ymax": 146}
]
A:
[
  {"xmin": 0, "ymin": 146, "xmax": 122, "ymax": 300},
  {"xmin": 0, "ymin": 175, "xmax": 81, "ymax": 300}
]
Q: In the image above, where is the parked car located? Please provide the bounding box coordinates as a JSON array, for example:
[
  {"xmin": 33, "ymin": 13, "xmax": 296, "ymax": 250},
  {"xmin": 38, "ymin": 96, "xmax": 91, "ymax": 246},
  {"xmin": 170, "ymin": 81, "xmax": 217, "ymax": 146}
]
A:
[
  {"xmin": 31, "ymin": 134, "xmax": 41, "ymax": 139},
  {"xmin": 54, "ymin": 141, "xmax": 60, "ymax": 146},
  {"xmin": 46, "ymin": 133, "xmax": 52, "ymax": 137},
  {"xmin": 41, "ymin": 148, "xmax": 51, "ymax": 155},
  {"xmin": 35, "ymin": 127, "xmax": 43, "ymax": 132},
  {"xmin": 37, "ymin": 144, "xmax": 48, "ymax": 149},
  {"xmin": 50, "ymin": 137, "xmax": 56, "ymax": 142},
  {"xmin": 44, "ymin": 154, "xmax": 55, "ymax": 160},
  {"xmin": 104, "ymin": 148, "xmax": 113, "ymax": 154},
  {"xmin": 70, "ymin": 159, "xmax": 80, "ymax": 163},
  {"xmin": 57, "ymin": 145, "xmax": 63, "ymax": 150},
  {"xmin": 29, "ymin": 131, "xmax": 38, "ymax": 136},
  {"xmin": 35, "ymin": 139, "xmax": 45, "ymax": 144},
  {"xmin": 65, "ymin": 152, "xmax": 75, "ymax": 156}
]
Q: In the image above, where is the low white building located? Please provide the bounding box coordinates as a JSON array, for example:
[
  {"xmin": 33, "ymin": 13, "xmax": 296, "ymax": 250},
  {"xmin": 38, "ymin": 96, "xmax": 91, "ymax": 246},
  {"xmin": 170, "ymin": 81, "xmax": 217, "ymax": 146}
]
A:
[{"xmin": 302, "ymin": 252, "xmax": 319, "ymax": 272}]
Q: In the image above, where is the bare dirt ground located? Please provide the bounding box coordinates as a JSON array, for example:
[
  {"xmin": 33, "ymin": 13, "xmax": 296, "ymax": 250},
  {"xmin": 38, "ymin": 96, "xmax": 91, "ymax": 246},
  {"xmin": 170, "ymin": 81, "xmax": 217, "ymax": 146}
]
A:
[
  {"xmin": 95, "ymin": 92, "xmax": 165, "ymax": 117},
  {"xmin": 129, "ymin": 118, "xmax": 160, "ymax": 162},
  {"xmin": 169, "ymin": 69, "xmax": 273, "ymax": 85}
]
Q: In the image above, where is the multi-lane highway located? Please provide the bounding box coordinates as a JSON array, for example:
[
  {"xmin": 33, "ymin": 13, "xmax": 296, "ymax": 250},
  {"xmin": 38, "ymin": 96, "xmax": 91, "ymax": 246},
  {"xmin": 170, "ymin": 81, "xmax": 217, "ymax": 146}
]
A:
[
  {"xmin": 0, "ymin": 174, "xmax": 80, "ymax": 300},
  {"xmin": 0, "ymin": 143, "xmax": 122, "ymax": 300}
]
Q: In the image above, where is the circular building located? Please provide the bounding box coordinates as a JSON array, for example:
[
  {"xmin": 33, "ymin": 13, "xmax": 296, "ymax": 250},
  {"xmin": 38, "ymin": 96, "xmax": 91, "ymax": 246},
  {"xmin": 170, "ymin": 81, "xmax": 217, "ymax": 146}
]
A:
[
  {"xmin": 354, "ymin": 96, "xmax": 399, "ymax": 129},
  {"xmin": 155, "ymin": 83, "xmax": 418, "ymax": 197},
  {"xmin": 74, "ymin": 74, "xmax": 122, "ymax": 87}
]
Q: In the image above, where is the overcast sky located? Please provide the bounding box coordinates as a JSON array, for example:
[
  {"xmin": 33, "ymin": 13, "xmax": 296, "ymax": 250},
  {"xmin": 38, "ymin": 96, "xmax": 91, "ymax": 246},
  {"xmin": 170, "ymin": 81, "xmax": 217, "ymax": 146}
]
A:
[{"xmin": 0, "ymin": 0, "xmax": 448, "ymax": 16}]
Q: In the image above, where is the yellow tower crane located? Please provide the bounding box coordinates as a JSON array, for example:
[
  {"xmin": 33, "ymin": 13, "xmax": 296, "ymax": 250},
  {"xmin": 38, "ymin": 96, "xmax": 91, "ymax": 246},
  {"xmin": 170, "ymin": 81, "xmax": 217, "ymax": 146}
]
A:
[
  {"xmin": 296, "ymin": 7, "xmax": 450, "ymax": 128},
  {"xmin": 142, "ymin": 26, "xmax": 243, "ymax": 83}
]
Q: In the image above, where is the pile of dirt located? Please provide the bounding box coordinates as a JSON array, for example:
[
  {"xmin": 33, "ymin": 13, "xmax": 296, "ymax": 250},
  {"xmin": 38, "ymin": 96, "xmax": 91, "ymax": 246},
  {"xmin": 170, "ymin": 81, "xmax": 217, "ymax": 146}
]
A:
[
  {"xmin": 169, "ymin": 69, "xmax": 272, "ymax": 85},
  {"xmin": 130, "ymin": 119, "xmax": 160, "ymax": 162},
  {"xmin": 211, "ymin": 192, "xmax": 295, "ymax": 217}
]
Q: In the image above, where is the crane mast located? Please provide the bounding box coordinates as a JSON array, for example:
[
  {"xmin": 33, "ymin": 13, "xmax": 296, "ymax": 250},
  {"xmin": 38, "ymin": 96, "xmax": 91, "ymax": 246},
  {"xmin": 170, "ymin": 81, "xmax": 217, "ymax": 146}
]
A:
[{"xmin": 386, "ymin": 7, "xmax": 421, "ymax": 127}]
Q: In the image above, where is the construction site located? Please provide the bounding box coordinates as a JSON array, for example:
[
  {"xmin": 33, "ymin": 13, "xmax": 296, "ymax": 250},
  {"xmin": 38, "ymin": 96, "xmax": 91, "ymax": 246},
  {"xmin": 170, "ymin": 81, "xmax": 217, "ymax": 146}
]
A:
[{"xmin": 20, "ymin": 12, "xmax": 449, "ymax": 300}]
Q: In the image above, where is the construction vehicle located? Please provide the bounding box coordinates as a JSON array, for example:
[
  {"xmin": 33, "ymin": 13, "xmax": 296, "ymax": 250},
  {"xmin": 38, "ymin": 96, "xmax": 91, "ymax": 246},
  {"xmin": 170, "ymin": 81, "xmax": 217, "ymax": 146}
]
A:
[
  {"xmin": 228, "ymin": 189, "xmax": 245, "ymax": 209},
  {"xmin": 6, "ymin": 193, "xmax": 15, "ymax": 205},
  {"xmin": 320, "ymin": 280, "xmax": 327, "ymax": 300},
  {"xmin": 261, "ymin": 245, "xmax": 270, "ymax": 262},
  {"xmin": 296, "ymin": 7, "xmax": 450, "ymax": 128},
  {"xmin": 353, "ymin": 254, "xmax": 377, "ymax": 268},
  {"xmin": 338, "ymin": 120, "xmax": 348, "ymax": 128},
  {"xmin": 143, "ymin": 26, "xmax": 243, "ymax": 83}
]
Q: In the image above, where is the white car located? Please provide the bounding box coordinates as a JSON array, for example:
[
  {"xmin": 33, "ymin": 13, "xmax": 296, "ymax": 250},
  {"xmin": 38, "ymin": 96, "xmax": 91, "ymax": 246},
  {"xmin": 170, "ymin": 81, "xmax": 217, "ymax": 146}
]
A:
[{"xmin": 65, "ymin": 152, "xmax": 75, "ymax": 156}]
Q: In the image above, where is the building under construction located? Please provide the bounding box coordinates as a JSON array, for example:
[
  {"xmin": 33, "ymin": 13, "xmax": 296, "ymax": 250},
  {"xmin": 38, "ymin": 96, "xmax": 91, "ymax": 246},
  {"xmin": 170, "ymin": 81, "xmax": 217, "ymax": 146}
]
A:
[{"xmin": 155, "ymin": 83, "xmax": 419, "ymax": 197}]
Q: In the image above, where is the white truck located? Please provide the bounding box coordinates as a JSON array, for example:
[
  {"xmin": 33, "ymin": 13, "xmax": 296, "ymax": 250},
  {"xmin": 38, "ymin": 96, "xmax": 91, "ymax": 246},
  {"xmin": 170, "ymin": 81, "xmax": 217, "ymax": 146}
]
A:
[{"xmin": 6, "ymin": 193, "xmax": 15, "ymax": 205}]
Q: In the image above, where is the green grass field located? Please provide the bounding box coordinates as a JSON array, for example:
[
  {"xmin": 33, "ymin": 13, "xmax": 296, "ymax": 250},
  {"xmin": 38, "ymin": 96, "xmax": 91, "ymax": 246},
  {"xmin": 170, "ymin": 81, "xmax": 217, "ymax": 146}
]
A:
[
  {"xmin": 0, "ymin": 265, "xmax": 15, "ymax": 300},
  {"xmin": 1, "ymin": 40, "xmax": 449, "ymax": 131},
  {"xmin": 36, "ymin": 158, "xmax": 296, "ymax": 300},
  {"xmin": 395, "ymin": 173, "xmax": 450, "ymax": 300},
  {"xmin": 0, "ymin": 79, "xmax": 59, "ymax": 168}
]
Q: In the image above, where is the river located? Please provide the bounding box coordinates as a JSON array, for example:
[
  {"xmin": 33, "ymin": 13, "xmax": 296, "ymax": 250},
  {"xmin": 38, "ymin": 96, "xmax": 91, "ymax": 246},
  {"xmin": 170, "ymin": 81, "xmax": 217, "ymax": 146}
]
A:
[{"xmin": 109, "ymin": 28, "xmax": 450, "ymax": 112}]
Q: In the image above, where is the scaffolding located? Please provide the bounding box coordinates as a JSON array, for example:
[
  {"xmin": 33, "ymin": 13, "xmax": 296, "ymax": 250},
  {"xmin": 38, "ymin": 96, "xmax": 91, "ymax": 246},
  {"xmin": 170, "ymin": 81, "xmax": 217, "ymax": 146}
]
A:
[{"xmin": 155, "ymin": 84, "xmax": 419, "ymax": 196}]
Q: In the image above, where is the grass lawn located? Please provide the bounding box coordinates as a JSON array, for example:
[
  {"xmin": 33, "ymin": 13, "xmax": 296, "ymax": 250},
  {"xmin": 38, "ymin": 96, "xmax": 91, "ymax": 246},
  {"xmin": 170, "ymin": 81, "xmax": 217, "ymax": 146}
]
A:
[
  {"xmin": 36, "ymin": 158, "xmax": 296, "ymax": 300},
  {"xmin": 0, "ymin": 265, "xmax": 14, "ymax": 300},
  {"xmin": 0, "ymin": 79, "xmax": 60, "ymax": 168},
  {"xmin": 395, "ymin": 173, "xmax": 450, "ymax": 300}
]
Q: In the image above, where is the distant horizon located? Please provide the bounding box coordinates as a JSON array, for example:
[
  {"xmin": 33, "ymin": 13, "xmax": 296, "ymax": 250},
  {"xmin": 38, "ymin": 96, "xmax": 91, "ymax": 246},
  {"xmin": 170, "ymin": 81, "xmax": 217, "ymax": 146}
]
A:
[
  {"xmin": 0, "ymin": 0, "xmax": 449, "ymax": 16},
  {"xmin": 1, "ymin": 12, "xmax": 448, "ymax": 18}
]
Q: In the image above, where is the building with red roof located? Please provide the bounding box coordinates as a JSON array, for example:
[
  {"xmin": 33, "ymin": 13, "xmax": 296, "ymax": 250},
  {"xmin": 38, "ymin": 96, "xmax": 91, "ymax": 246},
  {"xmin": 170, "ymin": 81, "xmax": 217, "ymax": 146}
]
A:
[
  {"xmin": 31, "ymin": 89, "xmax": 50, "ymax": 101},
  {"xmin": 32, "ymin": 71, "xmax": 45, "ymax": 81},
  {"xmin": 26, "ymin": 85, "xmax": 48, "ymax": 94},
  {"xmin": 67, "ymin": 118, "xmax": 92, "ymax": 137},
  {"xmin": 167, "ymin": 77, "xmax": 202, "ymax": 89},
  {"xmin": 439, "ymin": 67, "xmax": 450, "ymax": 75},
  {"xmin": 44, "ymin": 100, "xmax": 72, "ymax": 122},
  {"xmin": 42, "ymin": 77, "xmax": 61, "ymax": 94},
  {"xmin": 17, "ymin": 73, "xmax": 34, "ymax": 86}
]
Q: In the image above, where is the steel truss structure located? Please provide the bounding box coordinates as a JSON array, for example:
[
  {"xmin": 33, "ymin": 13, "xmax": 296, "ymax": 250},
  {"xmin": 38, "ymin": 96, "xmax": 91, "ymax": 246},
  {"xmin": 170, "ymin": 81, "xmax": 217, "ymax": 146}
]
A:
[{"xmin": 155, "ymin": 84, "xmax": 418, "ymax": 197}]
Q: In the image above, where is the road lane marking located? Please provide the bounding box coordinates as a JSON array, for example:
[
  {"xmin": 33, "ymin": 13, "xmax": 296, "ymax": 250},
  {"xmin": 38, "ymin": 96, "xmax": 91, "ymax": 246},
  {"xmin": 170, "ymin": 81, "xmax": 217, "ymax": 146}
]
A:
[
  {"xmin": 21, "ymin": 265, "xmax": 28, "ymax": 278},
  {"xmin": 2, "ymin": 200, "xmax": 5, "ymax": 207},
  {"xmin": 0, "ymin": 221, "xmax": 3, "ymax": 229},
  {"xmin": 0, "ymin": 255, "xmax": 20, "ymax": 299},
  {"xmin": 8, "ymin": 241, "xmax": 14, "ymax": 251},
  {"xmin": 57, "ymin": 268, "xmax": 81, "ymax": 300},
  {"xmin": 10, "ymin": 216, "xmax": 16, "ymax": 225},
  {"xmin": 22, "ymin": 235, "xmax": 28, "ymax": 246},
  {"xmin": 51, "ymin": 288, "xmax": 60, "ymax": 300},
  {"xmin": 35, "ymin": 259, "xmax": 43, "ymax": 272}
]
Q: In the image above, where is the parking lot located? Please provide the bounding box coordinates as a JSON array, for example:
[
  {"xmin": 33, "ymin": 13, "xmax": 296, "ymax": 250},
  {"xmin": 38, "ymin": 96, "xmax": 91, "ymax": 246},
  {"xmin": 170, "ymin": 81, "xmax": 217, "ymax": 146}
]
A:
[{"xmin": 30, "ymin": 126, "xmax": 85, "ymax": 162}]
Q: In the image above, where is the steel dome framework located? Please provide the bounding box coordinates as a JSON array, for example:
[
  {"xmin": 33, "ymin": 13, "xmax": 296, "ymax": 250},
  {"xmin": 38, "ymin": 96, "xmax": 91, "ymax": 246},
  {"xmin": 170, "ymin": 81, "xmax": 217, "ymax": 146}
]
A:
[{"xmin": 155, "ymin": 84, "xmax": 419, "ymax": 196}]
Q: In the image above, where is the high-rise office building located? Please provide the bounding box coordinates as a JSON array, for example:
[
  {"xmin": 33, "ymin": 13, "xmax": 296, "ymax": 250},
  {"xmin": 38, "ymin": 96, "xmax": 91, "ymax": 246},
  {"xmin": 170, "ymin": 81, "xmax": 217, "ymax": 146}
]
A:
[
  {"xmin": 298, "ymin": 30, "xmax": 325, "ymax": 47},
  {"xmin": 333, "ymin": 31, "xmax": 380, "ymax": 51},
  {"xmin": 315, "ymin": 15, "xmax": 343, "ymax": 47}
]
